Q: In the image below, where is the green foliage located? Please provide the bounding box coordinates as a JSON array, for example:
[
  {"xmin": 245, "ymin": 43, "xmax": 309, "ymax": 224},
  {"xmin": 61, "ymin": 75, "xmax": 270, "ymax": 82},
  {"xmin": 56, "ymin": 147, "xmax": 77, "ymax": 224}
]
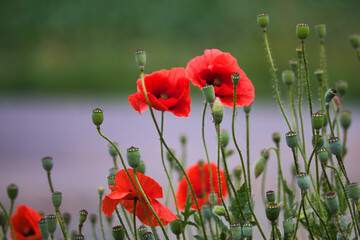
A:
[{"xmin": 229, "ymin": 183, "xmax": 252, "ymax": 223}]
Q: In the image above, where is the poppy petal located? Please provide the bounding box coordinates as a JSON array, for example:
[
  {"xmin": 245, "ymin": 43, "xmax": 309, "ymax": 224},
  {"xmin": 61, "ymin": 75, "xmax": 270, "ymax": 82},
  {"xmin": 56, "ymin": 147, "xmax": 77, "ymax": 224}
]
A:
[{"xmin": 102, "ymin": 195, "xmax": 122, "ymax": 217}]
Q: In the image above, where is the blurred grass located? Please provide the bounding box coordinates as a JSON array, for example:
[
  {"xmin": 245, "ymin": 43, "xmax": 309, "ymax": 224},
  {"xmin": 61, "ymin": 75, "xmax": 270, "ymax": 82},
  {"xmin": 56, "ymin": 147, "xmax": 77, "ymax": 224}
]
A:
[{"xmin": 0, "ymin": 0, "xmax": 359, "ymax": 100}]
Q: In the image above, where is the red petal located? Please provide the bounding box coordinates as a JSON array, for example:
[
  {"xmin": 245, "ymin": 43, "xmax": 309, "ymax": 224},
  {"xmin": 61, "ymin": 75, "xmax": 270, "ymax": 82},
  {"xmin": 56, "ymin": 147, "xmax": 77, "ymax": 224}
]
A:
[{"xmin": 102, "ymin": 195, "xmax": 122, "ymax": 217}]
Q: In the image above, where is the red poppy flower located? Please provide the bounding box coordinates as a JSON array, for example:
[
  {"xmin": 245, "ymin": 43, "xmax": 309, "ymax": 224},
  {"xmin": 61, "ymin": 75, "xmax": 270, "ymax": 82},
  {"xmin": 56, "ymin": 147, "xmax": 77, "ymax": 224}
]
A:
[
  {"xmin": 176, "ymin": 162, "xmax": 227, "ymax": 210},
  {"xmin": 128, "ymin": 67, "xmax": 191, "ymax": 117},
  {"xmin": 10, "ymin": 205, "xmax": 42, "ymax": 240},
  {"xmin": 102, "ymin": 169, "xmax": 177, "ymax": 226},
  {"xmin": 186, "ymin": 49, "xmax": 255, "ymax": 107}
]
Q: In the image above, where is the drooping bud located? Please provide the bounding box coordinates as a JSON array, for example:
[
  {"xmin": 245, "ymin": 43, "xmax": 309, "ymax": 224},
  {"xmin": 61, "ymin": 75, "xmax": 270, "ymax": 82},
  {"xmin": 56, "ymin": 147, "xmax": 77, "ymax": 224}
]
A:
[
  {"xmin": 314, "ymin": 24, "xmax": 326, "ymax": 40},
  {"xmin": 266, "ymin": 190, "xmax": 275, "ymax": 202},
  {"xmin": 340, "ymin": 110, "xmax": 352, "ymax": 130},
  {"xmin": 328, "ymin": 137, "xmax": 342, "ymax": 156},
  {"xmin": 202, "ymin": 85, "xmax": 216, "ymax": 104},
  {"xmin": 254, "ymin": 155, "xmax": 266, "ymax": 179},
  {"xmin": 137, "ymin": 225, "xmax": 148, "ymax": 239},
  {"xmin": 242, "ymin": 222, "xmax": 253, "ymax": 238},
  {"xmin": 52, "ymin": 191, "xmax": 62, "ymax": 208},
  {"xmin": 265, "ymin": 202, "xmax": 280, "ymax": 222},
  {"xmin": 135, "ymin": 50, "xmax": 146, "ymax": 69},
  {"xmin": 257, "ymin": 13, "xmax": 269, "ymax": 30},
  {"xmin": 311, "ymin": 112, "xmax": 324, "ymax": 130},
  {"xmin": 38, "ymin": 218, "xmax": 49, "ymax": 239},
  {"xmin": 46, "ymin": 214, "xmax": 57, "ymax": 234},
  {"xmin": 41, "ymin": 156, "xmax": 54, "ymax": 172},
  {"xmin": 213, "ymin": 205, "xmax": 226, "ymax": 216},
  {"xmin": 137, "ymin": 161, "xmax": 146, "ymax": 174},
  {"xmin": 325, "ymin": 191, "xmax": 340, "ymax": 214},
  {"xmin": 335, "ymin": 213, "xmax": 348, "ymax": 232},
  {"xmin": 112, "ymin": 225, "xmax": 125, "ymax": 240},
  {"xmin": 261, "ymin": 149, "xmax": 270, "ymax": 160},
  {"xmin": 314, "ymin": 69, "xmax": 324, "ymax": 83},
  {"xmin": 296, "ymin": 23, "xmax": 310, "ymax": 40},
  {"xmin": 169, "ymin": 219, "xmax": 182, "ymax": 236},
  {"xmin": 231, "ymin": 73, "xmax": 241, "ymax": 86},
  {"xmin": 283, "ymin": 219, "xmax": 294, "ymax": 236},
  {"xmin": 211, "ymin": 98, "xmax": 224, "ymax": 125},
  {"xmin": 348, "ymin": 182, "xmax": 360, "ymax": 202},
  {"xmin": 336, "ymin": 80, "xmax": 348, "ymax": 96},
  {"xmin": 324, "ymin": 89, "xmax": 337, "ymax": 105},
  {"xmin": 7, "ymin": 184, "xmax": 18, "ymax": 200},
  {"xmin": 281, "ymin": 70, "xmax": 295, "ymax": 86},
  {"xmin": 79, "ymin": 209, "xmax": 88, "ymax": 226},
  {"xmin": 126, "ymin": 146, "xmax": 141, "ymax": 169},
  {"xmin": 63, "ymin": 212, "xmax": 71, "ymax": 226},
  {"xmin": 349, "ymin": 34, "xmax": 360, "ymax": 50},
  {"xmin": 230, "ymin": 222, "xmax": 242, "ymax": 240},
  {"xmin": 272, "ymin": 132, "xmax": 281, "ymax": 144},
  {"xmin": 317, "ymin": 147, "xmax": 329, "ymax": 164},
  {"xmin": 220, "ymin": 129, "xmax": 230, "ymax": 148},
  {"xmin": 143, "ymin": 232, "xmax": 155, "ymax": 240},
  {"xmin": 296, "ymin": 172, "xmax": 310, "ymax": 191},
  {"xmin": 90, "ymin": 214, "xmax": 97, "ymax": 225},
  {"xmin": 107, "ymin": 175, "xmax": 116, "ymax": 187},
  {"xmin": 92, "ymin": 108, "xmax": 104, "ymax": 127},
  {"xmin": 108, "ymin": 143, "xmax": 118, "ymax": 158},
  {"xmin": 285, "ymin": 131, "xmax": 298, "ymax": 149}
]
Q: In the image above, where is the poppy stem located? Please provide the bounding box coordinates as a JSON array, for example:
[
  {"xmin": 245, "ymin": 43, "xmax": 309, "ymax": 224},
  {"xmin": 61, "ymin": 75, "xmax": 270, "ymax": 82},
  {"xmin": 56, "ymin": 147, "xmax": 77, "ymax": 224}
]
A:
[
  {"xmin": 55, "ymin": 208, "xmax": 68, "ymax": 239},
  {"xmin": 326, "ymin": 104, "xmax": 335, "ymax": 137},
  {"xmin": 133, "ymin": 200, "xmax": 138, "ymax": 240},
  {"xmin": 3, "ymin": 199, "xmax": 14, "ymax": 236},
  {"xmin": 291, "ymin": 194, "xmax": 305, "ymax": 240},
  {"xmin": 245, "ymin": 112, "xmax": 251, "ymax": 195},
  {"xmin": 0, "ymin": 201, "xmax": 16, "ymax": 240},
  {"xmin": 47, "ymin": 171, "xmax": 55, "ymax": 193},
  {"xmin": 98, "ymin": 191, "xmax": 109, "ymax": 240},
  {"xmin": 114, "ymin": 208, "xmax": 130, "ymax": 240},
  {"xmin": 301, "ymin": 195, "xmax": 314, "ymax": 240},
  {"xmin": 297, "ymin": 50, "xmax": 306, "ymax": 155}
]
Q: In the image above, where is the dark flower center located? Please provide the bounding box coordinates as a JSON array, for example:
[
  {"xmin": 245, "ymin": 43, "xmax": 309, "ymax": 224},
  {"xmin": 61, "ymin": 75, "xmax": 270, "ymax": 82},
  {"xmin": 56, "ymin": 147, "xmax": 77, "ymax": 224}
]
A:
[
  {"xmin": 23, "ymin": 227, "xmax": 35, "ymax": 236},
  {"xmin": 160, "ymin": 93, "xmax": 168, "ymax": 100},
  {"xmin": 212, "ymin": 78, "xmax": 221, "ymax": 86}
]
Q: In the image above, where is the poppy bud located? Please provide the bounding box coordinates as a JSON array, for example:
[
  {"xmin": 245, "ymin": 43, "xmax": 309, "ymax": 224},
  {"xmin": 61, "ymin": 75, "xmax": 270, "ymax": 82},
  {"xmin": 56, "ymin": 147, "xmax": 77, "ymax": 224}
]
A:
[
  {"xmin": 257, "ymin": 13, "xmax": 269, "ymax": 29},
  {"xmin": 135, "ymin": 49, "xmax": 146, "ymax": 68},
  {"xmin": 233, "ymin": 166, "xmax": 242, "ymax": 180},
  {"xmin": 38, "ymin": 218, "xmax": 49, "ymax": 239},
  {"xmin": 335, "ymin": 213, "xmax": 348, "ymax": 232},
  {"xmin": 7, "ymin": 184, "xmax": 18, "ymax": 200},
  {"xmin": 209, "ymin": 192, "xmax": 218, "ymax": 206},
  {"xmin": 126, "ymin": 146, "xmax": 141, "ymax": 169},
  {"xmin": 243, "ymin": 105, "xmax": 251, "ymax": 114},
  {"xmin": 52, "ymin": 191, "xmax": 62, "ymax": 208},
  {"xmin": 108, "ymin": 175, "xmax": 116, "ymax": 187},
  {"xmin": 272, "ymin": 132, "xmax": 281, "ymax": 144},
  {"xmin": 112, "ymin": 225, "xmax": 125, "ymax": 240},
  {"xmin": 213, "ymin": 205, "xmax": 226, "ymax": 216},
  {"xmin": 137, "ymin": 225, "xmax": 148, "ymax": 239},
  {"xmin": 283, "ymin": 219, "xmax": 294, "ymax": 236},
  {"xmin": 220, "ymin": 129, "xmax": 230, "ymax": 148},
  {"xmin": 312, "ymin": 134, "xmax": 325, "ymax": 149},
  {"xmin": 296, "ymin": 23, "xmax": 310, "ymax": 40},
  {"xmin": 285, "ymin": 131, "xmax": 298, "ymax": 149},
  {"xmin": 108, "ymin": 143, "xmax": 118, "ymax": 158},
  {"xmin": 170, "ymin": 219, "xmax": 182, "ymax": 236},
  {"xmin": 314, "ymin": 24, "xmax": 326, "ymax": 40},
  {"xmin": 143, "ymin": 232, "xmax": 155, "ymax": 240},
  {"xmin": 202, "ymin": 85, "xmax": 216, "ymax": 104},
  {"xmin": 242, "ymin": 222, "xmax": 252, "ymax": 238},
  {"xmin": 348, "ymin": 182, "xmax": 360, "ymax": 202},
  {"xmin": 336, "ymin": 80, "xmax": 348, "ymax": 96},
  {"xmin": 349, "ymin": 34, "xmax": 360, "ymax": 50},
  {"xmin": 265, "ymin": 202, "xmax": 280, "ymax": 222},
  {"xmin": 79, "ymin": 209, "xmax": 88, "ymax": 226},
  {"xmin": 328, "ymin": 137, "xmax": 342, "ymax": 156},
  {"xmin": 90, "ymin": 214, "xmax": 97, "ymax": 225},
  {"xmin": 109, "ymin": 167, "xmax": 119, "ymax": 176},
  {"xmin": 42, "ymin": 156, "xmax": 53, "ymax": 172},
  {"xmin": 0, "ymin": 212, "xmax": 6, "ymax": 227},
  {"xmin": 92, "ymin": 108, "xmax": 104, "ymax": 127},
  {"xmin": 63, "ymin": 212, "xmax": 71, "ymax": 226},
  {"xmin": 202, "ymin": 204, "xmax": 212, "ymax": 220},
  {"xmin": 46, "ymin": 214, "xmax": 57, "ymax": 234},
  {"xmin": 137, "ymin": 161, "xmax": 146, "ymax": 174},
  {"xmin": 225, "ymin": 149, "xmax": 234, "ymax": 157},
  {"xmin": 180, "ymin": 134, "xmax": 187, "ymax": 144},
  {"xmin": 340, "ymin": 110, "xmax": 352, "ymax": 130},
  {"xmin": 266, "ymin": 190, "xmax": 275, "ymax": 202},
  {"xmin": 261, "ymin": 149, "xmax": 270, "ymax": 160},
  {"xmin": 324, "ymin": 88, "xmax": 337, "ymax": 105},
  {"xmin": 317, "ymin": 147, "xmax": 329, "ymax": 164},
  {"xmin": 231, "ymin": 73, "xmax": 241, "ymax": 85},
  {"xmin": 311, "ymin": 112, "xmax": 324, "ymax": 130},
  {"xmin": 296, "ymin": 172, "xmax": 310, "ymax": 191},
  {"xmin": 230, "ymin": 222, "xmax": 242, "ymax": 240},
  {"xmin": 314, "ymin": 69, "xmax": 324, "ymax": 83},
  {"xmin": 211, "ymin": 98, "xmax": 224, "ymax": 125},
  {"xmin": 254, "ymin": 155, "xmax": 266, "ymax": 179},
  {"xmin": 74, "ymin": 235, "xmax": 85, "ymax": 240},
  {"xmin": 98, "ymin": 187, "xmax": 104, "ymax": 195},
  {"xmin": 325, "ymin": 191, "xmax": 340, "ymax": 214},
  {"xmin": 289, "ymin": 59, "xmax": 298, "ymax": 73},
  {"xmin": 282, "ymin": 70, "xmax": 295, "ymax": 86},
  {"xmin": 194, "ymin": 213, "xmax": 201, "ymax": 225}
]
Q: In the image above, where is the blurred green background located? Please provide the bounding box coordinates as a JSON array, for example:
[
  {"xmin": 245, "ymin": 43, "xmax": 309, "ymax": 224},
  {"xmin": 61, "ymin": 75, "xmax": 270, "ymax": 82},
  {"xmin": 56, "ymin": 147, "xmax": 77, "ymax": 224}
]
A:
[{"xmin": 1, "ymin": 0, "xmax": 359, "ymax": 100}]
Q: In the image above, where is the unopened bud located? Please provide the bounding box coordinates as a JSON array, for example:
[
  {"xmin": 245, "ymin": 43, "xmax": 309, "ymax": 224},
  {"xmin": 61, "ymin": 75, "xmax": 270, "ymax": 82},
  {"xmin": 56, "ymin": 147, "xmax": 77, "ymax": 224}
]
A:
[
  {"xmin": 272, "ymin": 132, "xmax": 281, "ymax": 144},
  {"xmin": 169, "ymin": 219, "xmax": 182, "ymax": 236},
  {"xmin": 348, "ymin": 182, "xmax": 360, "ymax": 202},
  {"xmin": 211, "ymin": 98, "xmax": 223, "ymax": 125},
  {"xmin": 282, "ymin": 70, "xmax": 295, "ymax": 86},
  {"xmin": 108, "ymin": 143, "xmax": 118, "ymax": 158},
  {"xmin": 98, "ymin": 187, "xmax": 105, "ymax": 195},
  {"xmin": 137, "ymin": 161, "xmax": 146, "ymax": 174},
  {"xmin": 90, "ymin": 214, "xmax": 97, "ymax": 224},
  {"xmin": 233, "ymin": 166, "xmax": 242, "ymax": 180},
  {"xmin": 336, "ymin": 80, "xmax": 348, "ymax": 96},
  {"xmin": 180, "ymin": 135, "xmax": 187, "ymax": 145},
  {"xmin": 202, "ymin": 85, "xmax": 216, "ymax": 104},
  {"xmin": 283, "ymin": 219, "xmax": 294, "ymax": 236},
  {"xmin": 254, "ymin": 156, "xmax": 266, "ymax": 179},
  {"xmin": 213, "ymin": 205, "xmax": 226, "ymax": 216},
  {"xmin": 349, "ymin": 34, "xmax": 360, "ymax": 50},
  {"xmin": 220, "ymin": 129, "xmax": 230, "ymax": 148}
]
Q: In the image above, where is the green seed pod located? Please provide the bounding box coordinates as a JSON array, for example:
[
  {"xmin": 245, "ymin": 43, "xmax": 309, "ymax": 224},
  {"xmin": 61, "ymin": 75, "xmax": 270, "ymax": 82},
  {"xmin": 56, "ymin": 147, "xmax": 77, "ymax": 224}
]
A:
[
  {"xmin": 282, "ymin": 70, "xmax": 295, "ymax": 86},
  {"xmin": 289, "ymin": 59, "xmax": 298, "ymax": 73},
  {"xmin": 112, "ymin": 225, "xmax": 125, "ymax": 240},
  {"xmin": 180, "ymin": 134, "xmax": 187, "ymax": 144},
  {"xmin": 312, "ymin": 134, "xmax": 325, "ymax": 149},
  {"xmin": 242, "ymin": 222, "xmax": 252, "ymax": 238},
  {"xmin": 336, "ymin": 80, "xmax": 348, "ymax": 96},
  {"xmin": 170, "ymin": 219, "xmax": 182, "ymax": 236},
  {"xmin": 46, "ymin": 214, "xmax": 57, "ymax": 234},
  {"xmin": 0, "ymin": 212, "xmax": 6, "ymax": 227},
  {"xmin": 135, "ymin": 49, "xmax": 146, "ymax": 68},
  {"xmin": 137, "ymin": 225, "xmax": 148, "ymax": 240},
  {"xmin": 285, "ymin": 131, "xmax": 298, "ymax": 149},
  {"xmin": 194, "ymin": 213, "xmax": 201, "ymax": 226},
  {"xmin": 211, "ymin": 98, "xmax": 224, "ymax": 125},
  {"xmin": 266, "ymin": 190, "xmax": 275, "ymax": 202},
  {"xmin": 108, "ymin": 143, "xmax": 118, "ymax": 158},
  {"xmin": 126, "ymin": 146, "xmax": 141, "ymax": 169},
  {"xmin": 243, "ymin": 105, "xmax": 251, "ymax": 115},
  {"xmin": 257, "ymin": 13, "xmax": 269, "ymax": 29},
  {"xmin": 314, "ymin": 69, "xmax": 324, "ymax": 83},
  {"xmin": 90, "ymin": 214, "xmax": 97, "ymax": 225},
  {"xmin": 314, "ymin": 24, "xmax": 326, "ymax": 40},
  {"xmin": 254, "ymin": 156, "xmax": 266, "ymax": 179},
  {"xmin": 108, "ymin": 175, "xmax": 116, "ymax": 187},
  {"xmin": 311, "ymin": 112, "xmax": 324, "ymax": 130},
  {"xmin": 265, "ymin": 202, "xmax": 280, "ymax": 222},
  {"xmin": 98, "ymin": 187, "xmax": 104, "ymax": 195},
  {"xmin": 209, "ymin": 192, "xmax": 218, "ymax": 206},
  {"xmin": 325, "ymin": 191, "xmax": 340, "ymax": 214},
  {"xmin": 202, "ymin": 85, "xmax": 216, "ymax": 104},
  {"xmin": 349, "ymin": 34, "xmax": 360, "ymax": 50},
  {"xmin": 296, "ymin": 23, "xmax": 309, "ymax": 40},
  {"xmin": 7, "ymin": 184, "xmax": 18, "ymax": 200},
  {"xmin": 63, "ymin": 212, "xmax": 71, "ymax": 226},
  {"xmin": 143, "ymin": 232, "xmax": 155, "ymax": 240},
  {"xmin": 348, "ymin": 182, "xmax": 360, "ymax": 202},
  {"xmin": 233, "ymin": 166, "xmax": 242, "ymax": 180},
  {"xmin": 335, "ymin": 213, "xmax": 348, "ymax": 232},
  {"xmin": 328, "ymin": 137, "xmax": 342, "ymax": 156},
  {"xmin": 137, "ymin": 161, "xmax": 146, "ymax": 174},
  {"xmin": 213, "ymin": 205, "xmax": 226, "ymax": 216},
  {"xmin": 283, "ymin": 219, "xmax": 294, "ymax": 236},
  {"xmin": 79, "ymin": 209, "xmax": 88, "ymax": 225},
  {"xmin": 296, "ymin": 172, "xmax": 310, "ymax": 191},
  {"xmin": 231, "ymin": 73, "xmax": 241, "ymax": 85},
  {"xmin": 317, "ymin": 147, "xmax": 329, "ymax": 164},
  {"xmin": 230, "ymin": 222, "xmax": 242, "ymax": 240},
  {"xmin": 340, "ymin": 110, "xmax": 352, "ymax": 130},
  {"xmin": 41, "ymin": 156, "xmax": 53, "ymax": 172},
  {"xmin": 92, "ymin": 108, "xmax": 104, "ymax": 127},
  {"xmin": 225, "ymin": 149, "xmax": 234, "ymax": 157},
  {"xmin": 220, "ymin": 129, "xmax": 230, "ymax": 148},
  {"xmin": 109, "ymin": 167, "xmax": 119, "ymax": 176},
  {"xmin": 74, "ymin": 235, "xmax": 85, "ymax": 240},
  {"xmin": 272, "ymin": 132, "xmax": 281, "ymax": 144},
  {"xmin": 38, "ymin": 218, "xmax": 49, "ymax": 239},
  {"xmin": 52, "ymin": 191, "xmax": 62, "ymax": 208},
  {"xmin": 324, "ymin": 88, "xmax": 337, "ymax": 105}
]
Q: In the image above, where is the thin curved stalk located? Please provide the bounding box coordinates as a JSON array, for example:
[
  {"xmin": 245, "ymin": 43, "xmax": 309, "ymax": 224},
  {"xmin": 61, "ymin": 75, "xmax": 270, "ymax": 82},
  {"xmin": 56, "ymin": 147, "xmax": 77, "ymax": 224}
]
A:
[
  {"xmin": 0, "ymin": 201, "xmax": 16, "ymax": 240},
  {"xmin": 246, "ymin": 113, "xmax": 251, "ymax": 194},
  {"xmin": 291, "ymin": 195, "xmax": 305, "ymax": 240},
  {"xmin": 114, "ymin": 208, "xmax": 130, "ymax": 240},
  {"xmin": 297, "ymin": 53, "xmax": 306, "ymax": 154},
  {"xmin": 133, "ymin": 200, "xmax": 138, "ymax": 240},
  {"xmin": 99, "ymin": 193, "xmax": 109, "ymax": 240}
]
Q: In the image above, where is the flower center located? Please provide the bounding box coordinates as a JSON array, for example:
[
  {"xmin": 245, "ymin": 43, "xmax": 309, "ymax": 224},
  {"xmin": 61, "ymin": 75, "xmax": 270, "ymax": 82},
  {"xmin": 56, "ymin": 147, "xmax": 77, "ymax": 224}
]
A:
[
  {"xmin": 160, "ymin": 93, "xmax": 168, "ymax": 100},
  {"xmin": 212, "ymin": 78, "xmax": 221, "ymax": 86}
]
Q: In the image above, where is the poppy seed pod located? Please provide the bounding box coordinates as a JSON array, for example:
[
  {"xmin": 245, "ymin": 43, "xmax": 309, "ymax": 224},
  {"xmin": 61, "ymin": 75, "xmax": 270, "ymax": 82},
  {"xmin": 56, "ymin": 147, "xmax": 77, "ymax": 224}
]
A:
[
  {"xmin": 266, "ymin": 190, "xmax": 275, "ymax": 202},
  {"xmin": 317, "ymin": 147, "xmax": 329, "ymax": 164},
  {"xmin": 79, "ymin": 209, "xmax": 88, "ymax": 225},
  {"xmin": 137, "ymin": 225, "xmax": 148, "ymax": 239},
  {"xmin": 143, "ymin": 232, "xmax": 155, "ymax": 240},
  {"xmin": 348, "ymin": 182, "xmax": 360, "ymax": 202},
  {"xmin": 296, "ymin": 172, "xmax": 310, "ymax": 191},
  {"xmin": 282, "ymin": 70, "xmax": 295, "ymax": 86},
  {"xmin": 90, "ymin": 214, "xmax": 97, "ymax": 224},
  {"xmin": 112, "ymin": 225, "xmax": 125, "ymax": 240},
  {"xmin": 209, "ymin": 192, "xmax": 218, "ymax": 206},
  {"xmin": 311, "ymin": 112, "xmax": 324, "ymax": 130},
  {"xmin": 328, "ymin": 137, "xmax": 342, "ymax": 156},
  {"xmin": 41, "ymin": 156, "xmax": 54, "ymax": 172},
  {"xmin": 126, "ymin": 146, "xmax": 141, "ymax": 169},
  {"xmin": 243, "ymin": 105, "xmax": 251, "ymax": 114},
  {"xmin": 325, "ymin": 191, "xmax": 340, "ymax": 214},
  {"xmin": 315, "ymin": 69, "xmax": 324, "ymax": 83},
  {"xmin": 265, "ymin": 202, "xmax": 280, "ymax": 222},
  {"xmin": 180, "ymin": 134, "xmax": 187, "ymax": 144},
  {"xmin": 0, "ymin": 212, "xmax": 6, "ymax": 227},
  {"xmin": 340, "ymin": 110, "xmax": 352, "ymax": 130},
  {"xmin": 7, "ymin": 184, "xmax": 18, "ymax": 200},
  {"xmin": 108, "ymin": 143, "xmax": 118, "ymax": 158},
  {"xmin": 289, "ymin": 59, "xmax": 298, "ymax": 73},
  {"xmin": 314, "ymin": 24, "xmax": 326, "ymax": 40},
  {"xmin": 335, "ymin": 213, "xmax": 348, "ymax": 232},
  {"xmin": 285, "ymin": 131, "xmax": 298, "ymax": 149},
  {"xmin": 324, "ymin": 88, "xmax": 337, "ymax": 105},
  {"xmin": 242, "ymin": 222, "xmax": 253, "ymax": 238},
  {"xmin": 272, "ymin": 132, "xmax": 281, "ymax": 144},
  {"xmin": 296, "ymin": 23, "xmax": 310, "ymax": 40},
  {"xmin": 52, "ymin": 191, "xmax": 62, "ymax": 208},
  {"xmin": 231, "ymin": 72, "xmax": 241, "ymax": 86},
  {"xmin": 170, "ymin": 219, "xmax": 182, "ymax": 236},
  {"xmin": 336, "ymin": 80, "xmax": 348, "ymax": 96},
  {"xmin": 233, "ymin": 166, "xmax": 242, "ymax": 180},
  {"xmin": 220, "ymin": 129, "xmax": 230, "ymax": 148},
  {"xmin": 230, "ymin": 222, "xmax": 242, "ymax": 240},
  {"xmin": 213, "ymin": 205, "xmax": 226, "ymax": 216},
  {"xmin": 107, "ymin": 175, "xmax": 116, "ymax": 187},
  {"xmin": 257, "ymin": 13, "xmax": 269, "ymax": 29},
  {"xmin": 46, "ymin": 214, "xmax": 57, "ymax": 234},
  {"xmin": 211, "ymin": 98, "xmax": 224, "ymax": 125},
  {"xmin": 63, "ymin": 212, "xmax": 71, "ymax": 226},
  {"xmin": 137, "ymin": 161, "xmax": 146, "ymax": 174},
  {"xmin": 109, "ymin": 167, "xmax": 118, "ymax": 176},
  {"xmin": 74, "ymin": 235, "xmax": 85, "ymax": 240},
  {"xmin": 349, "ymin": 34, "xmax": 360, "ymax": 50},
  {"xmin": 254, "ymin": 155, "xmax": 266, "ymax": 179},
  {"xmin": 92, "ymin": 108, "xmax": 104, "ymax": 127},
  {"xmin": 202, "ymin": 85, "xmax": 216, "ymax": 104},
  {"xmin": 38, "ymin": 218, "xmax": 49, "ymax": 239},
  {"xmin": 283, "ymin": 219, "xmax": 294, "ymax": 236},
  {"xmin": 312, "ymin": 134, "xmax": 325, "ymax": 149},
  {"xmin": 134, "ymin": 49, "xmax": 146, "ymax": 68}
]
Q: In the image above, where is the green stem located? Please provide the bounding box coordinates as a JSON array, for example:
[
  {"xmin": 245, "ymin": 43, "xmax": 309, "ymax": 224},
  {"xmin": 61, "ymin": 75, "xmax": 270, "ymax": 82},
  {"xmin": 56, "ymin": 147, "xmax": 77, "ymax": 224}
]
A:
[
  {"xmin": 302, "ymin": 198, "xmax": 314, "ymax": 240},
  {"xmin": 301, "ymin": 41, "xmax": 314, "ymax": 117},
  {"xmin": 47, "ymin": 171, "xmax": 55, "ymax": 193},
  {"xmin": 287, "ymin": 87, "xmax": 297, "ymax": 131},
  {"xmin": 319, "ymin": 40, "xmax": 328, "ymax": 89},
  {"xmin": 326, "ymin": 104, "xmax": 335, "ymax": 137},
  {"xmin": 114, "ymin": 208, "xmax": 130, "ymax": 240},
  {"xmin": 112, "ymin": 157, "xmax": 118, "ymax": 170},
  {"xmin": 297, "ymin": 52, "xmax": 306, "ymax": 154},
  {"xmin": 320, "ymin": 162, "xmax": 332, "ymax": 191},
  {"xmin": 305, "ymin": 193, "xmax": 330, "ymax": 239},
  {"xmin": 336, "ymin": 155, "xmax": 351, "ymax": 184},
  {"xmin": 4, "ymin": 199, "xmax": 14, "ymax": 236},
  {"xmin": 291, "ymin": 195, "xmax": 305, "ymax": 240},
  {"xmin": 246, "ymin": 113, "xmax": 251, "ymax": 195},
  {"xmin": 164, "ymin": 164, "xmax": 174, "ymax": 207},
  {"xmin": 271, "ymin": 223, "xmax": 275, "ymax": 240},
  {"xmin": 91, "ymin": 222, "xmax": 98, "ymax": 240},
  {"xmin": 133, "ymin": 200, "xmax": 138, "ymax": 240},
  {"xmin": 208, "ymin": 219, "xmax": 215, "ymax": 240},
  {"xmin": 275, "ymin": 143, "xmax": 287, "ymax": 209},
  {"xmin": 99, "ymin": 193, "xmax": 108, "ymax": 240},
  {"xmin": 261, "ymin": 165, "xmax": 268, "ymax": 204},
  {"xmin": 55, "ymin": 208, "xmax": 67, "ymax": 239},
  {"xmin": 342, "ymin": 129, "xmax": 348, "ymax": 157},
  {"xmin": 50, "ymin": 235, "xmax": 54, "ymax": 240},
  {"xmin": 0, "ymin": 201, "xmax": 16, "ymax": 240},
  {"xmin": 291, "ymin": 149, "xmax": 300, "ymax": 174}
]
